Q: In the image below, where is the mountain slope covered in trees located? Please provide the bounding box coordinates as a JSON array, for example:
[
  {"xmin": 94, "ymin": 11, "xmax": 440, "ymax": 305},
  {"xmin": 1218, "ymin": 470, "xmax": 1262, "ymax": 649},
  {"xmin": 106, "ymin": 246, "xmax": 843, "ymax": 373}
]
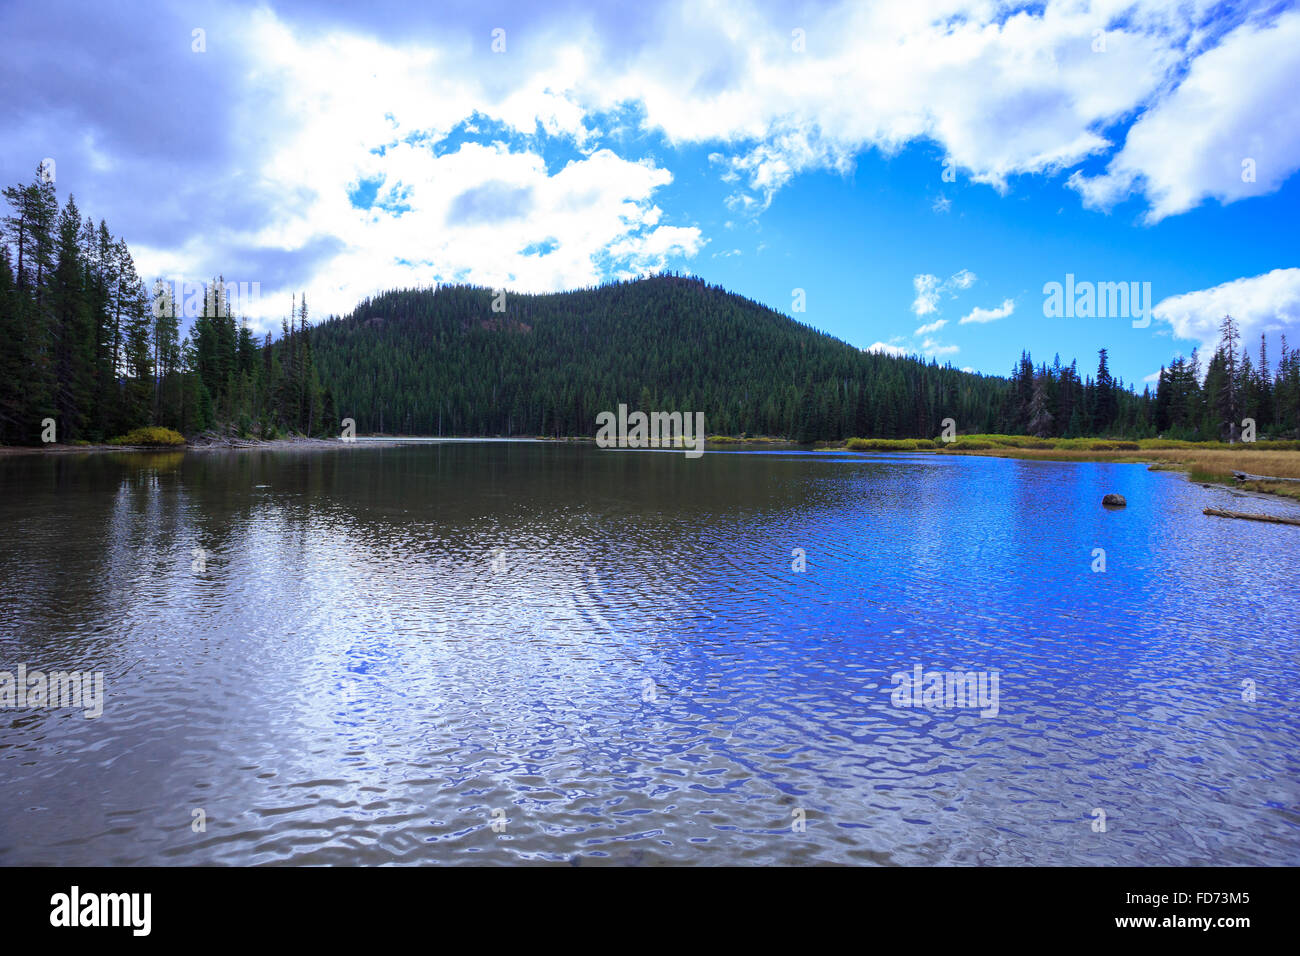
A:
[
  {"xmin": 315, "ymin": 275, "xmax": 1251, "ymax": 441},
  {"xmin": 312, "ymin": 275, "xmax": 1012, "ymax": 440}
]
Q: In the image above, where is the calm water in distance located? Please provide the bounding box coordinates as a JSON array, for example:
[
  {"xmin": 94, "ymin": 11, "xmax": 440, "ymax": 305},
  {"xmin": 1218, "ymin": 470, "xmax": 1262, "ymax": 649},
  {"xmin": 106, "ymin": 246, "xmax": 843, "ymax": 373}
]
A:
[{"xmin": 1, "ymin": 442, "xmax": 1298, "ymax": 865}]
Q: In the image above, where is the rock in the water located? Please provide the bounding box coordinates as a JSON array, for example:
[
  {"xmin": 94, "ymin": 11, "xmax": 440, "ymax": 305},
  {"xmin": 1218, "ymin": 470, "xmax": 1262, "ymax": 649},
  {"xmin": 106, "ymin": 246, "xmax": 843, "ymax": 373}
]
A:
[{"xmin": 1102, "ymin": 494, "xmax": 1126, "ymax": 507}]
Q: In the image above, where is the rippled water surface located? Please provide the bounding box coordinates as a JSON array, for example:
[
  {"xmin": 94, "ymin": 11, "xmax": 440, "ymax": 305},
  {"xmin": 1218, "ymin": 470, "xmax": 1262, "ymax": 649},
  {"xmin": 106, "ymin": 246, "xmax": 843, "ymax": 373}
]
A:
[{"xmin": 1, "ymin": 442, "xmax": 1298, "ymax": 865}]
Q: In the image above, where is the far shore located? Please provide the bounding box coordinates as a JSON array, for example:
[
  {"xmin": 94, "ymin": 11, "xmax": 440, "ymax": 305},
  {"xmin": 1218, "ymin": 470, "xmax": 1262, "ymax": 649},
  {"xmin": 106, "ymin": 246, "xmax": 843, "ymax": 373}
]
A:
[
  {"xmin": 4, "ymin": 432, "xmax": 1299, "ymax": 504},
  {"xmin": 0, "ymin": 436, "xmax": 395, "ymax": 456}
]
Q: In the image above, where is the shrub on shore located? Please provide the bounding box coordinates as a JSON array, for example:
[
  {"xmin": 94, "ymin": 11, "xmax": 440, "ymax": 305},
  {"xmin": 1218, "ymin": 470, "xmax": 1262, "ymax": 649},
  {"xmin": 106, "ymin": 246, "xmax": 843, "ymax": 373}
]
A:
[
  {"xmin": 845, "ymin": 437, "xmax": 937, "ymax": 451},
  {"xmin": 107, "ymin": 427, "xmax": 187, "ymax": 447},
  {"xmin": 952, "ymin": 434, "xmax": 1054, "ymax": 449}
]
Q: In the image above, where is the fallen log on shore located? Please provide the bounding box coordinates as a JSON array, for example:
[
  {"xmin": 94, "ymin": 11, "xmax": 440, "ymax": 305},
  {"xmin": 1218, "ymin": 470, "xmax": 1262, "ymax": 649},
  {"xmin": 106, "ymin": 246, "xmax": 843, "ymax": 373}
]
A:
[
  {"xmin": 1204, "ymin": 507, "xmax": 1300, "ymax": 526},
  {"xmin": 1232, "ymin": 470, "xmax": 1300, "ymax": 484}
]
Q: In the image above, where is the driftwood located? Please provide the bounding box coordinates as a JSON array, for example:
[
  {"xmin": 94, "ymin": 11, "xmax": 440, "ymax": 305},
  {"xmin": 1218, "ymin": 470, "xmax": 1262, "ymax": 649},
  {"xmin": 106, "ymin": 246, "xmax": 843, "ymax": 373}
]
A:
[
  {"xmin": 1232, "ymin": 470, "xmax": 1300, "ymax": 484},
  {"xmin": 1204, "ymin": 507, "xmax": 1300, "ymax": 527}
]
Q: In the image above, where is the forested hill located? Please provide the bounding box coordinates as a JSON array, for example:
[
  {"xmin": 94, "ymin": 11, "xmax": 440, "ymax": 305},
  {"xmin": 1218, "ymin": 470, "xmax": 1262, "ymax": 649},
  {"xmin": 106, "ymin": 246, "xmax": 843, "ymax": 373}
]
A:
[{"xmin": 310, "ymin": 275, "xmax": 1007, "ymax": 440}]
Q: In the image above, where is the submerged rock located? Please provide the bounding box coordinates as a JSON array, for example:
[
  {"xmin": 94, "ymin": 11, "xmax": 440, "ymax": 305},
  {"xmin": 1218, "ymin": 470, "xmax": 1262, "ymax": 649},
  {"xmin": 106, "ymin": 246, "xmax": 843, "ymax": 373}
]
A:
[{"xmin": 1102, "ymin": 494, "xmax": 1127, "ymax": 508}]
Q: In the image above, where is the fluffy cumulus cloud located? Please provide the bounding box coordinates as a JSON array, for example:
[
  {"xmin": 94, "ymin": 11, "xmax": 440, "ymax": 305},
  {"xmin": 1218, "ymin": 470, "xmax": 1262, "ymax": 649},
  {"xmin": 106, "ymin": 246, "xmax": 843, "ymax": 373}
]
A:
[
  {"xmin": 1152, "ymin": 268, "xmax": 1300, "ymax": 362},
  {"xmin": 0, "ymin": 2, "xmax": 707, "ymax": 329},
  {"xmin": 111, "ymin": 9, "xmax": 707, "ymax": 327},
  {"xmin": 911, "ymin": 270, "xmax": 978, "ymax": 316},
  {"xmin": 674, "ymin": 0, "xmax": 1185, "ymax": 211},
  {"xmin": 640, "ymin": 0, "xmax": 1294, "ymax": 218},
  {"xmin": 1069, "ymin": 10, "xmax": 1300, "ymax": 223},
  {"xmin": 3, "ymin": 0, "xmax": 1297, "ymax": 330},
  {"xmin": 911, "ymin": 274, "xmax": 943, "ymax": 316},
  {"xmin": 959, "ymin": 298, "xmax": 1016, "ymax": 325},
  {"xmin": 866, "ymin": 341, "xmax": 911, "ymax": 358},
  {"xmin": 920, "ymin": 338, "xmax": 959, "ymax": 357}
]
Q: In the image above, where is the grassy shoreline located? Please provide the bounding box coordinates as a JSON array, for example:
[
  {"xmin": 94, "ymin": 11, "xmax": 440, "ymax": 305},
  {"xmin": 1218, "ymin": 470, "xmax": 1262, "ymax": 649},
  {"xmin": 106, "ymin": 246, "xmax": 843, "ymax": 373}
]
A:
[
  {"xmin": 698, "ymin": 433, "xmax": 1300, "ymax": 503},
  {"xmin": 818, "ymin": 435, "xmax": 1300, "ymax": 503},
  {"xmin": 932, "ymin": 446, "xmax": 1300, "ymax": 502}
]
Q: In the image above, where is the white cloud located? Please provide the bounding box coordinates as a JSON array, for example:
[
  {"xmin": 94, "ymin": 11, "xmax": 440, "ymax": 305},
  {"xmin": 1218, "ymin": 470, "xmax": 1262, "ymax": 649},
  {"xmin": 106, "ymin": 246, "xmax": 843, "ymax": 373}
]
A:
[
  {"xmin": 915, "ymin": 318, "xmax": 948, "ymax": 335},
  {"xmin": 128, "ymin": 13, "xmax": 703, "ymax": 330},
  {"xmin": 638, "ymin": 0, "xmax": 1193, "ymax": 212},
  {"xmin": 866, "ymin": 341, "xmax": 912, "ymax": 357},
  {"xmin": 959, "ymin": 298, "xmax": 1016, "ymax": 324},
  {"xmin": 948, "ymin": 269, "xmax": 977, "ymax": 291},
  {"xmin": 138, "ymin": 140, "xmax": 701, "ymax": 330},
  {"xmin": 1069, "ymin": 10, "xmax": 1300, "ymax": 222},
  {"xmin": 584, "ymin": 2, "xmax": 1300, "ymax": 223},
  {"xmin": 911, "ymin": 269, "xmax": 977, "ymax": 317},
  {"xmin": 138, "ymin": 0, "xmax": 1194, "ymax": 230},
  {"xmin": 1151, "ymin": 268, "xmax": 1300, "ymax": 362},
  {"xmin": 921, "ymin": 338, "xmax": 960, "ymax": 357},
  {"xmin": 911, "ymin": 274, "xmax": 942, "ymax": 316},
  {"xmin": 63, "ymin": 0, "xmax": 1300, "ymax": 333}
]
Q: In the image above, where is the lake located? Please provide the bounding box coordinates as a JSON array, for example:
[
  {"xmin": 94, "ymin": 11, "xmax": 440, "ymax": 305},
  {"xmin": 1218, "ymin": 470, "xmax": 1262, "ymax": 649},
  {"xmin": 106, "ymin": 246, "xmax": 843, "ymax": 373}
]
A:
[{"xmin": 1, "ymin": 441, "xmax": 1298, "ymax": 865}]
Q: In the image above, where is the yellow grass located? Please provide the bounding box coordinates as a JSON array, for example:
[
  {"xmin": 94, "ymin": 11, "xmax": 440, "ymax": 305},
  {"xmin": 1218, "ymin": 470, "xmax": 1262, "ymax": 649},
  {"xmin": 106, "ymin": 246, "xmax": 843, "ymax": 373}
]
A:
[
  {"xmin": 1137, "ymin": 449, "xmax": 1300, "ymax": 480},
  {"xmin": 933, "ymin": 444, "xmax": 1300, "ymax": 501}
]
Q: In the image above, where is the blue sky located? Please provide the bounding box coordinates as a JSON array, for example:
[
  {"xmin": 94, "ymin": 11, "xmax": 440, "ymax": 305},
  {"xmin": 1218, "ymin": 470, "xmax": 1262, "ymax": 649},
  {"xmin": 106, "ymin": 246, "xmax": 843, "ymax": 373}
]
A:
[{"xmin": 2, "ymin": 0, "xmax": 1298, "ymax": 387}]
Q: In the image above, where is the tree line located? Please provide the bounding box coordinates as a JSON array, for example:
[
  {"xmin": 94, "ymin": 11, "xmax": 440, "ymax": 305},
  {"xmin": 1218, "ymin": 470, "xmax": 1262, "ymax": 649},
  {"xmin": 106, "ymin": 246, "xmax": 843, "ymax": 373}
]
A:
[
  {"xmin": 310, "ymin": 274, "xmax": 1300, "ymax": 442},
  {"xmin": 0, "ymin": 167, "xmax": 333, "ymax": 444},
  {"xmin": 5, "ymin": 161, "xmax": 1296, "ymax": 446},
  {"xmin": 1150, "ymin": 314, "xmax": 1299, "ymax": 441}
]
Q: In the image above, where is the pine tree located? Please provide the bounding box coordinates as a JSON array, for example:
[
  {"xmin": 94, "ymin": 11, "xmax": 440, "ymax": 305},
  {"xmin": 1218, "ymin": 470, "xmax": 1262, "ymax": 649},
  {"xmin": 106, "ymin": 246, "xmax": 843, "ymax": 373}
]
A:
[
  {"xmin": 1216, "ymin": 314, "xmax": 1242, "ymax": 439},
  {"xmin": 1027, "ymin": 373, "xmax": 1053, "ymax": 438}
]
